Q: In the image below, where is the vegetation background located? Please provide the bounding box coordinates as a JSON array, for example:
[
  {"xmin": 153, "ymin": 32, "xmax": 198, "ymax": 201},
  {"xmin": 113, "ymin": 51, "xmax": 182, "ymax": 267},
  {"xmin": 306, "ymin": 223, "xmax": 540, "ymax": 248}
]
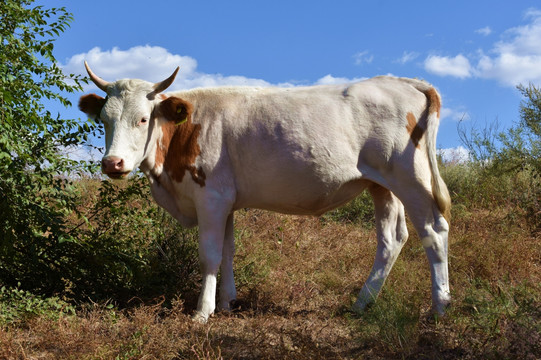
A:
[{"xmin": 0, "ymin": 1, "xmax": 539, "ymax": 359}]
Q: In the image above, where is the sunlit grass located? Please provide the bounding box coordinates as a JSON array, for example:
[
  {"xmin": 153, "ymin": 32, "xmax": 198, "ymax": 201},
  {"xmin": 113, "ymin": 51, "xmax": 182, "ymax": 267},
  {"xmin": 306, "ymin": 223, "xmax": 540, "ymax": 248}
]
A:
[{"xmin": 1, "ymin": 165, "xmax": 540, "ymax": 359}]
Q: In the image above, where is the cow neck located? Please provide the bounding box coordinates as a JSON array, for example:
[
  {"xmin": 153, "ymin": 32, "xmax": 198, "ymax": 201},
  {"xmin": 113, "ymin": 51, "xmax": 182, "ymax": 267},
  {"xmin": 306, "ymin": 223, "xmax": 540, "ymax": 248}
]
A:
[{"xmin": 154, "ymin": 119, "xmax": 206, "ymax": 187}]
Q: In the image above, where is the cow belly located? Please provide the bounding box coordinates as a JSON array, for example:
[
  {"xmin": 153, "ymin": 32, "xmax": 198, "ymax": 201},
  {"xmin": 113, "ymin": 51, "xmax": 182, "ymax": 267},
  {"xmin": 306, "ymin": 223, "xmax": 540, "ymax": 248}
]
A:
[{"xmin": 236, "ymin": 176, "xmax": 371, "ymax": 216}]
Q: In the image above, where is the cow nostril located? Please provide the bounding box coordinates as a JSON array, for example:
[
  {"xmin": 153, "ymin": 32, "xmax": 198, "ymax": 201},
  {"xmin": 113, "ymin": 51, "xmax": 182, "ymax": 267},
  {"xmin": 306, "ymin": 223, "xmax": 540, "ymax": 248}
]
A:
[
  {"xmin": 114, "ymin": 158, "xmax": 124, "ymax": 170},
  {"xmin": 102, "ymin": 156, "xmax": 125, "ymax": 173}
]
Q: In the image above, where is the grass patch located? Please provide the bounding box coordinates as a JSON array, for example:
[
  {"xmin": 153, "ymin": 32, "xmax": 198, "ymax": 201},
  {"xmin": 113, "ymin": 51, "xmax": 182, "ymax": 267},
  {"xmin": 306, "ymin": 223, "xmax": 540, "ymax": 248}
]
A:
[
  {"xmin": 353, "ymin": 288, "xmax": 423, "ymax": 355},
  {"xmin": 0, "ymin": 285, "xmax": 75, "ymax": 327},
  {"xmin": 1, "ymin": 173, "xmax": 540, "ymax": 359},
  {"xmin": 454, "ymin": 279, "xmax": 541, "ymax": 359},
  {"xmin": 322, "ymin": 190, "xmax": 375, "ymax": 228}
]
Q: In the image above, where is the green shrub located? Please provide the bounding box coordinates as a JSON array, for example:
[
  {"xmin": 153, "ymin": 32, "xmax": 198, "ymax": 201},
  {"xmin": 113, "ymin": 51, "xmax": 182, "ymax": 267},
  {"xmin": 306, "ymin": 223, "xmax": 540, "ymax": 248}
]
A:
[
  {"xmin": 322, "ymin": 191, "xmax": 375, "ymax": 228},
  {"xmin": 0, "ymin": 0, "xmax": 97, "ymax": 297},
  {"xmin": 440, "ymin": 161, "xmax": 480, "ymax": 206},
  {"xmin": 56, "ymin": 176, "xmax": 201, "ymax": 304},
  {"xmin": 458, "ymin": 83, "xmax": 541, "ymax": 231},
  {"xmin": 0, "ymin": 284, "xmax": 75, "ymax": 326},
  {"xmin": 457, "ymin": 279, "xmax": 541, "ymax": 358},
  {"xmin": 0, "ymin": 1, "xmax": 201, "ymax": 305}
]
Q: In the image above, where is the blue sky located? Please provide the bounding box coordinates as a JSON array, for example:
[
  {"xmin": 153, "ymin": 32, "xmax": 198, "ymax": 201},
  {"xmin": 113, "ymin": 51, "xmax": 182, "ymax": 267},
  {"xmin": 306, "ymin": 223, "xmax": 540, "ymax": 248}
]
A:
[{"xmin": 42, "ymin": 0, "xmax": 541, "ymax": 160}]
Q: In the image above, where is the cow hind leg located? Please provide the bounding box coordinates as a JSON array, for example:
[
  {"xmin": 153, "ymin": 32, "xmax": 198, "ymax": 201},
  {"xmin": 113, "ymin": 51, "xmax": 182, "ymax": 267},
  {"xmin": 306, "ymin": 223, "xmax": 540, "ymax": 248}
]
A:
[
  {"xmin": 417, "ymin": 210, "xmax": 450, "ymax": 315},
  {"xmin": 352, "ymin": 184, "xmax": 409, "ymax": 313},
  {"xmin": 393, "ymin": 183, "xmax": 451, "ymax": 315}
]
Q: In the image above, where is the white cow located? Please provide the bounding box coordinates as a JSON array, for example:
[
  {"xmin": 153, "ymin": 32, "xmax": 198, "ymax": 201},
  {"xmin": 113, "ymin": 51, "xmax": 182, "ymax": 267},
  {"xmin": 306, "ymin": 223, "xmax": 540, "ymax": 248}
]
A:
[{"xmin": 79, "ymin": 62, "xmax": 451, "ymax": 323}]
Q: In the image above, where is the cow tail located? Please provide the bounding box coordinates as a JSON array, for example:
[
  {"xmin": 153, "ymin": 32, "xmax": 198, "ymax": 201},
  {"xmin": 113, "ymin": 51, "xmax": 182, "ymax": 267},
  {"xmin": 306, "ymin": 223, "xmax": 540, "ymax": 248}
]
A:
[{"xmin": 422, "ymin": 86, "xmax": 452, "ymax": 223}]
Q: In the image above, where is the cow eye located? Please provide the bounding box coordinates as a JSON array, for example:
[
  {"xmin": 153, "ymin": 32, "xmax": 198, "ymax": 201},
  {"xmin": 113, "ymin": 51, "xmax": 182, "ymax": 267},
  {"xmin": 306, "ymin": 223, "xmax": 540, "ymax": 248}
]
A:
[{"xmin": 139, "ymin": 118, "xmax": 148, "ymax": 125}]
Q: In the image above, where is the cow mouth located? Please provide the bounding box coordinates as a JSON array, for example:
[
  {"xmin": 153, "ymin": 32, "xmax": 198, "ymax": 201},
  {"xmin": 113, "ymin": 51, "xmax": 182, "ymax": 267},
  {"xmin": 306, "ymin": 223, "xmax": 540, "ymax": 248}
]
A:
[{"xmin": 105, "ymin": 171, "xmax": 130, "ymax": 179}]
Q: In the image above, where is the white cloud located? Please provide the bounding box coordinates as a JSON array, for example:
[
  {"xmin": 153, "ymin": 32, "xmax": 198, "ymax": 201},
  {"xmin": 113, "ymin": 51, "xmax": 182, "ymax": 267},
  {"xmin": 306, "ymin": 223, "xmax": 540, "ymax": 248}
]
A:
[
  {"xmin": 475, "ymin": 26, "xmax": 492, "ymax": 36},
  {"xmin": 62, "ymin": 45, "xmax": 272, "ymax": 92},
  {"xmin": 440, "ymin": 106, "xmax": 470, "ymax": 122},
  {"xmin": 425, "ymin": 9, "xmax": 541, "ymax": 87},
  {"xmin": 63, "ymin": 45, "xmax": 372, "ymax": 93},
  {"xmin": 396, "ymin": 51, "xmax": 419, "ymax": 64},
  {"xmin": 63, "ymin": 46, "xmax": 197, "ymax": 88},
  {"xmin": 497, "ymin": 8, "xmax": 541, "ymax": 56},
  {"xmin": 315, "ymin": 74, "xmax": 367, "ymax": 85},
  {"xmin": 424, "ymin": 54, "xmax": 473, "ymax": 79},
  {"xmin": 353, "ymin": 51, "xmax": 374, "ymax": 65},
  {"xmin": 438, "ymin": 146, "xmax": 470, "ymax": 163},
  {"xmin": 476, "ymin": 52, "xmax": 541, "ymax": 86},
  {"xmin": 476, "ymin": 9, "xmax": 541, "ymax": 86}
]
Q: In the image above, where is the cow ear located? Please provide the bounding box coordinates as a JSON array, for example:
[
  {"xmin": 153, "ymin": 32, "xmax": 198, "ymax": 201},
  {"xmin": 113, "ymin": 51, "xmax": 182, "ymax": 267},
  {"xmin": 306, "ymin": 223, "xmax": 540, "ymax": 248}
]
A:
[
  {"xmin": 79, "ymin": 94, "xmax": 106, "ymax": 121},
  {"xmin": 158, "ymin": 96, "xmax": 193, "ymax": 125}
]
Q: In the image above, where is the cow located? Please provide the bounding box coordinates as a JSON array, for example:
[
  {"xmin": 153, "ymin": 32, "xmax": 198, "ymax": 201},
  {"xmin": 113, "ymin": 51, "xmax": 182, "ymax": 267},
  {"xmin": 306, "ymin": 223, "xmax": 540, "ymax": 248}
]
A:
[{"xmin": 78, "ymin": 62, "xmax": 451, "ymax": 323}]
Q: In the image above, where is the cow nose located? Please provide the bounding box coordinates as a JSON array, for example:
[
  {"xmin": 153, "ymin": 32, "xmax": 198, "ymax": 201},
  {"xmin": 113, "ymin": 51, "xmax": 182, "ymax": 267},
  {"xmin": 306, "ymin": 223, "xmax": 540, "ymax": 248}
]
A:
[{"xmin": 101, "ymin": 156, "xmax": 124, "ymax": 173}]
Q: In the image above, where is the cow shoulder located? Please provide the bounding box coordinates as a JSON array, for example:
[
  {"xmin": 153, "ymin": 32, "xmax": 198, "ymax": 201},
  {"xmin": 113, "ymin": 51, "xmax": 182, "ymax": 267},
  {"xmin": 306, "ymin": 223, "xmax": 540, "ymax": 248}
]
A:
[{"xmin": 154, "ymin": 96, "xmax": 206, "ymax": 187}]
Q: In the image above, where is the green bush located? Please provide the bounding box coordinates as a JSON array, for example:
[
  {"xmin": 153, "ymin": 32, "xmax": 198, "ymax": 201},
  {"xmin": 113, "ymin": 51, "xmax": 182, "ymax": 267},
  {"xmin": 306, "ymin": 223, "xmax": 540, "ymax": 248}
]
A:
[
  {"xmin": 0, "ymin": 1, "xmax": 200, "ymax": 306},
  {"xmin": 322, "ymin": 191, "xmax": 375, "ymax": 228},
  {"xmin": 0, "ymin": 0, "xmax": 94, "ymax": 295},
  {"xmin": 440, "ymin": 161, "xmax": 482, "ymax": 206},
  {"xmin": 57, "ymin": 176, "xmax": 201, "ymax": 304},
  {"xmin": 458, "ymin": 83, "xmax": 541, "ymax": 231},
  {"xmin": 0, "ymin": 284, "xmax": 75, "ymax": 326},
  {"xmin": 458, "ymin": 279, "xmax": 541, "ymax": 358}
]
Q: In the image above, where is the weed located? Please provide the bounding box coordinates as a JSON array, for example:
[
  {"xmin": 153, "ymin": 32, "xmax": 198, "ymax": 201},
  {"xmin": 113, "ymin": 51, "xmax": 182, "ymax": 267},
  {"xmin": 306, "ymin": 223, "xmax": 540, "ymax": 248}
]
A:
[
  {"xmin": 0, "ymin": 204, "xmax": 540, "ymax": 359},
  {"xmin": 456, "ymin": 279, "xmax": 541, "ymax": 359},
  {"xmin": 353, "ymin": 288, "xmax": 422, "ymax": 355},
  {"xmin": 322, "ymin": 191, "xmax": 375, "ymax": 227},
  {"xmin": 0, "ymin": 284, "xmax": 75, "ymax": 327},
  {"xmin": 115, "ymin": 327, "xmax": 147, "ymax": 360},
  {"xmin": 190, "ymin": 326, "xmax": 223, "ymax": 360},
  {"xmin": 234, "ymin": 229, "xmax": 273, "ymax": 290}
]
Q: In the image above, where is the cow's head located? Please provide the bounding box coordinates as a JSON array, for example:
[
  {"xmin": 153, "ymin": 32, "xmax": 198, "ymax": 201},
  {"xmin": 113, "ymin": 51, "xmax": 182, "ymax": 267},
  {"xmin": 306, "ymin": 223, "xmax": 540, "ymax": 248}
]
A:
[{"xmin": 78, "ymin": 62, "xmax": 190, "ymax": 179}]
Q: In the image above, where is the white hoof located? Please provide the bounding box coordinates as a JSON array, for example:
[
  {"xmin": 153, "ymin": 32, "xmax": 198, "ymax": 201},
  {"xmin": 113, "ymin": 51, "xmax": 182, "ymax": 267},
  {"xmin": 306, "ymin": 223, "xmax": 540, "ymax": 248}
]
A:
[
  {"xmin": 432, "ymin": 291, "xmax": 452, "ymax": 316},
  {"xmin": 191, "ymin": 312, "xmax": 209, "ymax": 324}
]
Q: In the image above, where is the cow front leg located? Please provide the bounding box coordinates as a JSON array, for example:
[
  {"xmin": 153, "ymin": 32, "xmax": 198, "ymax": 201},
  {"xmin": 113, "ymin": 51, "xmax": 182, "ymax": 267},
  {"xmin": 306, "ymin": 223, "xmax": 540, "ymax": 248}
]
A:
[
  {"xmin": 352, "ymin": 185, "xmax": 408, "ymax": 313},
  {"xmin": 218, "ymin": 213, "xmax": 237, "ymax": 311},
  {"xmin": 192, "ymin": 208, "xmax": 230, "ymax": 323}
]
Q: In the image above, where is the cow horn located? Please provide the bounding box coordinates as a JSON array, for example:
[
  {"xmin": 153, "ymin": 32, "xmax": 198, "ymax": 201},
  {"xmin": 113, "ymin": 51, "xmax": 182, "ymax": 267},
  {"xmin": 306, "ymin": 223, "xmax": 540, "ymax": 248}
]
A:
[
  {"xmin": 152, "ymin": 67, "xmax": 180, "ymax": 94},
  {"xmin": 84, "ymin": 61, "xmax": 110, "ymax": 92}
]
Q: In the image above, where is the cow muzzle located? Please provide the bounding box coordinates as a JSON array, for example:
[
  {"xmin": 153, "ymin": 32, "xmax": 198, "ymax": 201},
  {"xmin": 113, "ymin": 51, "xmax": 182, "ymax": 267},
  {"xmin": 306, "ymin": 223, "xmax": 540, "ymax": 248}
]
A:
[{"xmin": 102, "ymin": 156, "xmax": 130, "ymax": 179}]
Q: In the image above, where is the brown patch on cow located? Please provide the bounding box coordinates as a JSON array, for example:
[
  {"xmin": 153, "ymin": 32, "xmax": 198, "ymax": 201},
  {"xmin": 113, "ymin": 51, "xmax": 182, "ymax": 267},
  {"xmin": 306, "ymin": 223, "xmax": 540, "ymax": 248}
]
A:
[
  {"xmin": 406, "ymin": 112, "xmax": 417, "ymax": 133},
  {"xmin": 405, "ymin": 87, "xmax": 440, "ymax": 149},
  {"xmin": 78, "ymin": 94, "xmax": 106, "ymax": 119},
  {"xmin": 406, "ymin": 112, "xmax": 425, "ymax": 148},
  {"xmin": 154, "ymin": 97, "xmax": 206, "ymax": 186},
  {"xmin": 425, "ymin": 87, "xmax": 441, "ymax": 118}
]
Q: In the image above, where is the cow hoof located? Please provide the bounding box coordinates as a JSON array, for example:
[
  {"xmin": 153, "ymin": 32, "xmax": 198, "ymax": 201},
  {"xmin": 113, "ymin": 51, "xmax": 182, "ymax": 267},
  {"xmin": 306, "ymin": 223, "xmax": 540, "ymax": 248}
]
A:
[
  {"xmin": 350, "ymin": 303, "xmax": 364, "ymax": 315},
  {"xmin": 218, "ymin": 299, "xmax": 238, "ymax": 313},
  {"xmin": 351, "ymin": 299, "xmax": 374, "ymax": 314},
  {"xmin": 432, "ymin": 292, "xmax": 452, "ymax": 316},
  {"xmin": 191, "ymin": 312, "xmax": 209, "ymax": 324},
  {"xmin": 432, "ymin": 300, "xmax": 451, "ymax": 317}
]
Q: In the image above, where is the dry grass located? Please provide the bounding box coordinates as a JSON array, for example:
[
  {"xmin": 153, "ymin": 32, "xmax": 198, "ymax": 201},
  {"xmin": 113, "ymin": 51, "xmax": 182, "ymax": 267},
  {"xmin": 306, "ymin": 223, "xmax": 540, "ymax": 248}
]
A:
[{"xmin": 1, "ymin": 205, "xmax": 540, "ymax": 359}]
